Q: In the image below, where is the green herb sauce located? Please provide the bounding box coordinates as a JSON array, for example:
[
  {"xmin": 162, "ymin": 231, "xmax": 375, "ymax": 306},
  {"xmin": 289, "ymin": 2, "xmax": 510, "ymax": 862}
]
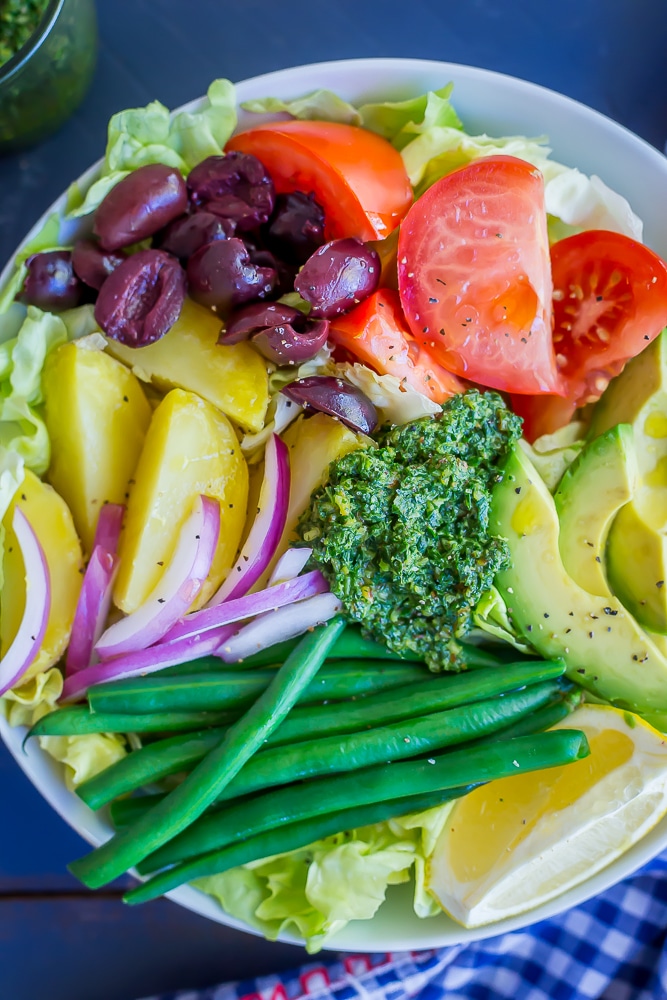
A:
[
  {"xmin": 0, "ymin": 0, "xmax": 49, "ymax": 69},
  {"xmin": 298, "ymin": 390, "xmax": 522, "ymax": 670}
]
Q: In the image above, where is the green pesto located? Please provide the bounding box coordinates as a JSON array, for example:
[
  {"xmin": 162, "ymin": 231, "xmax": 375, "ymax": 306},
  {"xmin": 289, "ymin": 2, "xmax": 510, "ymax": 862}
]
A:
[
  {"xmin": 0, "ymin": 0, "xmax": 49, "ymax": 68},
  {"xmin": 298, "ymin": 390, "xmax": 522, "ymax": 670}
]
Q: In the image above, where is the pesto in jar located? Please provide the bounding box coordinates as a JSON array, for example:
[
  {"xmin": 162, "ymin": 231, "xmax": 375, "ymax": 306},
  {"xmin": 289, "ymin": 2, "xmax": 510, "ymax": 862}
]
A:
[{"xmin": 0, "ymin": 0, "xmax": 49, "ymax": 69}]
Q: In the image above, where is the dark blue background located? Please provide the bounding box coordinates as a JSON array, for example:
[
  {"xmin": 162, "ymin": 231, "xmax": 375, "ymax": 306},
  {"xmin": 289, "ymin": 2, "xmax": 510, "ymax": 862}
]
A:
[{"xmin": 2, "ymin": 1, "xmax": 667, "ymax": 998}]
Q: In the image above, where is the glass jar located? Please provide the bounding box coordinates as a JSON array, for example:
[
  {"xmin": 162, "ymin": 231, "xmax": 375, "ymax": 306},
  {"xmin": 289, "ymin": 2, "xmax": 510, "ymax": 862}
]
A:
[{"xmin": 0, "ymin": 0, "xmax": 98, "ymax": 154}]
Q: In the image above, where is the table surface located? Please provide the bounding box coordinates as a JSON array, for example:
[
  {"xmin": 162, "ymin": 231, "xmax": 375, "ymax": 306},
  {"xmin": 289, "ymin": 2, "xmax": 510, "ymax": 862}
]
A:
[{"xmin": 2, "ymin": 2, "xmax": 667, "ymax": 998}]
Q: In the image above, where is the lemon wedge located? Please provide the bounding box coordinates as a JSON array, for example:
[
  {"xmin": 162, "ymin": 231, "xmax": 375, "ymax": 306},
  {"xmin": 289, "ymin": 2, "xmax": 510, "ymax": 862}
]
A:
[{"xmin": 426, "ymin": 704, "xmax": 667, "ymax": 927}]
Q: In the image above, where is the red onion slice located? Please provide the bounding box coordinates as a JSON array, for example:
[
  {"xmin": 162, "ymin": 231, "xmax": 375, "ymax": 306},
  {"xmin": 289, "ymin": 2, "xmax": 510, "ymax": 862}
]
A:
[
  {"xmin": 94, "ymin": 502, "xmax": 125, "ymax": 553},
  {"xmin": 206, "ymin": 433, "xmax": 290, "ymax": 606},
  {"xmin": 218, "ymin": 592, "xmax": 343, "ymax": 662},
  {"xmin": 65, "ymin": 548, "xmax": 118, "ymax": 676},
  {"xmin": 65, "ymin": 502, "xmax": 125, "ymax": 676},
  {"xmin": 161, "ymin": 569, "xmax": 329, "ymax": 644},
  {"xmin": 0, "ymin": 508, "xmax": 51, "ymax": 696},
  {"xmin": 95, "ymin": 495, "xmax": 221, "ymax": 660},
  {"xmin": 61, "ymin": 626, "xmax": 234, "ymax": 703},
  {"xmin": 268, "ymin": 547, "xmax": 312, "ymax": 587}
]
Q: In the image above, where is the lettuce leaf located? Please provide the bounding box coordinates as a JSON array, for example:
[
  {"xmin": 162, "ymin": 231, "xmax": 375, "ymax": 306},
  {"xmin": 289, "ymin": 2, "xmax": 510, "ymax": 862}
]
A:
[
  {"xmin": 241, "ymin": 90, "xmax": 362, "ymax": 126},
  {"xmin": 242, "ymin": 84, "xmax": 462, "ymax": 151},
  {"xmin": 37, "ymin": 733, "xmax": 127, "ymax": 789},
  {"xmin": 518, "ymin": 422, "xmax": 586, "ymax": 492},
  {"xmin": 68, "ymin": 79, "xmax": 237, "ymax": 219},
  {"xmin": 2, "ymin": 667, "xmax": 62, "ymax": 727},
  {"xmin": 472, "ymin": 586, "xmax": 533, "ymax": 653},
  {"xmin": 197, "ymin": 804, "xmax": 455, "ymax": 952},
  {"xmin": 359, "ymin": 84, "xmax": 462, "ymax": 149}
]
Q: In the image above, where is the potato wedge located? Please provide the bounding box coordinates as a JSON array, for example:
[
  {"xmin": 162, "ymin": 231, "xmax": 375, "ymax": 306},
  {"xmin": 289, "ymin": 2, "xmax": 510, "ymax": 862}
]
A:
[
  {"xmin": 105, "ymin": 297, "xmax": 270, "ymax": 433},
  {"xmin": 276, "ymin": 412, "xmax": 371, "ymax": 556},
  {"xmin": 43, "ymin": 342, "xmax": 152, "ymax": 555},
  {"xmin": 113, "ymin": 388, "xmax": 249, "ymax": 614},
  {"xmin": 1, "ymin": 470, "xmax": 83, "ymax": 679}
]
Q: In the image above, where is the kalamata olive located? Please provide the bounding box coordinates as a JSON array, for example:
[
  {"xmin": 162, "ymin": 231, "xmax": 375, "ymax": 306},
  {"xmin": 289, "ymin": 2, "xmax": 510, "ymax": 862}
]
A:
[
  {"xmin": 94, "ymin": 249, "xmax": 186, "ymax": 347},
  {"xmin": 294, "ymin": 238, "xmax": 381, "ymax": 318},
  {"xmin": 252, "ymin": 319, "xmax": 329, "ymax": 366},
  {"xmin": 220, "ymin": 302, "xmax": 304, "ymax": 344},
  {"xmin": 245, "ymin": 244, "xmax": 297, "ymax": 297},
  {"xmin": 186, "ymin": 238, "xmax": 276, "ymax": 315},
  {"xmin": 219, "ymin": 300, "xmax": 329, "ymax": 364},
  {"xmin": 21, "ymin": 251, "xmax": 82, "ymax": 311},
  {"xmin": 72, "ymin": 240, "xmax": 126, "ymax": 291},
  {"xmin": 264, "ymin": 192, "xmax": 326, "ymax": 265},
  {"xmin": 94, "ymin": 164, "xmax": 188, "ymax": 251},
  {"xmin": 281, "ymin": 375, "xmax": 378, "ymax": 434},
  {"xmin": 186, "ymin": 152, "xmax": 274, "ymax": 232},
  {"xmin": 155, "ymin": 211, "xmax": 233, "ymax": 259}
]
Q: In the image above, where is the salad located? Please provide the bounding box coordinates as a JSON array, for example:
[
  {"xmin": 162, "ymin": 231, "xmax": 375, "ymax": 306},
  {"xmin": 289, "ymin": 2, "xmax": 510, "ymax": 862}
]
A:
[{"xmin": 2, "ymin": 74, "xmax": 667, "ymax": 951}]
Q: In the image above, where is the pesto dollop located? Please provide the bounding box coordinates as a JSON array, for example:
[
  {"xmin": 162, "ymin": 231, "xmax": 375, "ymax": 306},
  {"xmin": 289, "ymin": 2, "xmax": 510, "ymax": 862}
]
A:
[
  {"xmin": 298, "ymin": 390, "xmax": 522, "ymax": 670},
  {"xmin": 0, "ymin": 0, "xmax": 49, "ymax": 69}
]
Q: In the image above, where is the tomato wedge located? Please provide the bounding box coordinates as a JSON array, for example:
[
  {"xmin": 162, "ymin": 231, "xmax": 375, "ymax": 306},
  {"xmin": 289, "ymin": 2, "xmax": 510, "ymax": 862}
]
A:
[
  {"xmin": 226, "ymin": 121, "xmax": 413, "ymax": 242},
  {"xmin": 329, "ymin": 288, "xmax": 463, "ymax": 404},
  {"xmin": 509, "ymin": 393, "xmax": 578, "ymax": 443},
  {"xmin": 512, "ymin": 230, "xmax": 667, "ymax": 441},
  {"xmin": 397, "ymin": 155, "xmax": 559, "ymax": 395},
  {"xmin": 550, "ymin": 229, "xmax": 667, "ymax": 401}
]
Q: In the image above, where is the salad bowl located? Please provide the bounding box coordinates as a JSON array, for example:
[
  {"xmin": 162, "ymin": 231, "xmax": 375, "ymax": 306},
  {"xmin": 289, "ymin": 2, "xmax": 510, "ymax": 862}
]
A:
[{"xmin": 3, "ymin": 56, "xmax": 667, "ymax": 952}]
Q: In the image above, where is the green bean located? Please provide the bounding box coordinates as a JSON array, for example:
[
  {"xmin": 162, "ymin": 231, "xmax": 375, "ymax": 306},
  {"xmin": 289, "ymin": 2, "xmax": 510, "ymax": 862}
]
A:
[
  {"xmin": 124, "ymin": 728, "xmax": 590, "ymax": 903},
  {"xmin": 107, "ymin": 676, "xmax": 581, "ymax": 827},
  {"xmin": 154, "ymin": 655, "xmax": 224, "ymax": 677},
  {"xmin": 263, "ymin": 659, "xmax": 565, "ymax": 749},
  {"xmin": 110, "ymin": 682, "xmax": 582, "ymax": 832},
  {"xmin": 492, "ymin": 686, "xmax": 583, "ymax": 741},
  {"xmin": 68, "ymin": 618, "xmax": 346, "ymax": 890},
  {"xmin": 110, "ymin": 793, "xmax": 165, "ymax": 828},
  {"xmin": 78, "ymin": 670, "xmax": 564, "ymax": 811},
  {"xmin": 81, "ymin": 677, "xmax": 563, "ymax": 812},
  {"xmin": 87, "ymin": 660, "xmax": 427, "ymax": 716},
  {"xmin": 77, "ymin": 729, "xmax": 224, "ymax": 810},
  {"xmin": 28, "ymin": 706, "xmax": 238, "ymax": 738},
  {"xmin": 210, "ymin": 678, "xmax": 564, "ymax": 804}
]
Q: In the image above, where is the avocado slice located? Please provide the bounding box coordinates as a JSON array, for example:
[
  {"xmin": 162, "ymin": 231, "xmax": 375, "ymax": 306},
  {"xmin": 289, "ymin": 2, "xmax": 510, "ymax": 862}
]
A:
[
  {"xmin": 607, "ymin": 490, "xmax": 667, "ymax": 633},
  {"xmin": 490, "ymin": 445, "xmax": 667, "ymax": 712},
  {"xmin": 588, "ymin": 328, "xmax": 667, "ymax": 487},
  {"xmin": 554, "ymin": 424, "xmax": 637, "ymax": 597}
]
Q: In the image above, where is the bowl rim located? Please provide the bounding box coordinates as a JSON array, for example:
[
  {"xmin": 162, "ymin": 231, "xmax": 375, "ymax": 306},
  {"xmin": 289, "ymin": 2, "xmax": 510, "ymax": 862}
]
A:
[{"xmin": 3, "ymin": 54, "xmax": 667, "ymax": 953}]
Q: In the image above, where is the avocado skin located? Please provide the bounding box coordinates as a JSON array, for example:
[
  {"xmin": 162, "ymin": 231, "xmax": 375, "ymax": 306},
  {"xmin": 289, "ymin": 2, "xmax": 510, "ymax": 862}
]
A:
[
  {"xmin": 490, "ymin": 445, "xmax": 667, "ymax": 713},
  {"xmin": 554, "ymin": 424, "xmax": 637, "ymax": 598}
]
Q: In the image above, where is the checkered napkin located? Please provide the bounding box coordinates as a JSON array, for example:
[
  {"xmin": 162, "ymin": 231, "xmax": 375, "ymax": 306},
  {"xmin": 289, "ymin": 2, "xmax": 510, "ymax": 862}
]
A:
[{"xmin": 146, "ymin": 852, "xmax": 667, "ymax": 1000}]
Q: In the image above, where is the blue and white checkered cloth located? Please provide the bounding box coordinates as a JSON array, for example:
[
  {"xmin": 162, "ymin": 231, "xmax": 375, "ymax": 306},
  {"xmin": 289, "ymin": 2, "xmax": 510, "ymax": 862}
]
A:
[{"xmin": 147, "ymin": 852, "xmax": 667, "ymax": 1000}]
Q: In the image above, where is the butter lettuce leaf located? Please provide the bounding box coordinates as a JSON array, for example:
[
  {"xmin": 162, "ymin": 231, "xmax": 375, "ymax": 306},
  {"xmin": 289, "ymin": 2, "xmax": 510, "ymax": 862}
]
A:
[
  {"xmin": 241, "ymin": 84, "xmax": 461, "ymax": 150},
  {"xmin": 37, "ymin": 733, "xmax": 127, "ymax": 789},
  {"xmin": 241, "ymin": 90, "xmax": 362, "ymax": 126},
  {"xmin": 472, "ymin": 585, "xmax": 533, "ymax": 654},
  {"xmin": 2, "ymin": 667, "xmax": 62, "ymax": 727},
  {"xmin": 68, "ymin": 79, "xmax": 237, "ymax": 219},
  {"xmin": 197, "ymin": 804, "xmax": 454, "ymax": 952}
]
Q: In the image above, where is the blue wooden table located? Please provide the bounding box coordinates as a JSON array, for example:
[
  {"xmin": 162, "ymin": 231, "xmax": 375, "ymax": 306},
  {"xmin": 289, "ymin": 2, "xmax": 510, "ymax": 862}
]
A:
[{"xmin": 2, "ymin": 2, "xmax": 667, "ymax": 998}]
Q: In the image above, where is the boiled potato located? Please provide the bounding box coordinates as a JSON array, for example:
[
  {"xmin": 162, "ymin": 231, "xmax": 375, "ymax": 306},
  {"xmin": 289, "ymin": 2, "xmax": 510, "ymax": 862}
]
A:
[
  {"xmin": 1, "ymin": 470, "xmax": 83, "ymax": 679},
  {"xmin": 105, "ymin": 297, "xmax": 270, "ymax": 433},
  {"xmin": 43, "ymin": 342, "xmax": 152, "ymax": 555},
  {"xmin": 113, "ymin": 388, "xmax": 249, "ymax": 614}
]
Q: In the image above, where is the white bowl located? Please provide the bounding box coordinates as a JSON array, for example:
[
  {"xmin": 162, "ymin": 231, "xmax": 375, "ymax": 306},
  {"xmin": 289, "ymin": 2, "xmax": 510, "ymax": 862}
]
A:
[{"xmin": 3, "ymin": 56, "xmax": 667, "ymax": 952}]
